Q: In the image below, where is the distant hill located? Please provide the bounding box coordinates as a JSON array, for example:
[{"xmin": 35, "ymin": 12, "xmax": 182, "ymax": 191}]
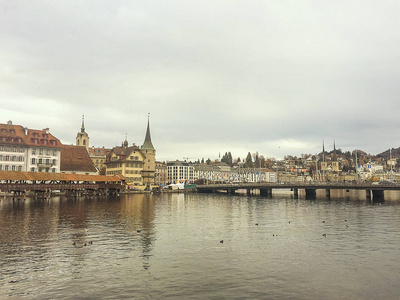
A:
[{"xmin": 377, "ymin": 147, "xmax": 400, "ymax": 159}]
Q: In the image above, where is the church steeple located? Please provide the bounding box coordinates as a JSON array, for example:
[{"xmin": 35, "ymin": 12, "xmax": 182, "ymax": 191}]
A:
[
  {"xmin": 123, "ymin": 133, "xmax": 129, "ymax": 148},
  {"xmin": 81, "ymin": 115, "xmax": 85, "ymax": 133},
  {"xmin": 142, "ymin": 114, "xmax": 155, "ymax": 150},
  {"xmin": 76, "ymin": 115, "xmax": 89, "ymax": 150}
]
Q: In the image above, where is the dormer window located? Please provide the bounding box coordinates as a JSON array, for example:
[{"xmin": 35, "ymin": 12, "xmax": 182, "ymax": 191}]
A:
[
  {"xmin": 33, "ymin": 133, "xmax": 39, "ymax": 138},
  {"xmin": 9, "ymin": 129, "xmax": 15, "ymax": 134}
]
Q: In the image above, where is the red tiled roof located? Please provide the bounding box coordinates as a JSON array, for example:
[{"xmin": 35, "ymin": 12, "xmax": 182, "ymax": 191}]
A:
[
  {"xmin": 88, "ymin": 147, "xmax": 111, "ymax": 156},
  {"xmin": 60, "ymin": 145, "xmax": 98, "ymax": 173},
  {"xmin": 0, "ymin": 171, "xmax": 122, "ymax": 182},
  {"xmin": 106, "ymin": 145, "xmax": 144, "ymax": 163},
  {"xmin": 0, "ymin": 122, "xmax": 61, "ymax": 148}
]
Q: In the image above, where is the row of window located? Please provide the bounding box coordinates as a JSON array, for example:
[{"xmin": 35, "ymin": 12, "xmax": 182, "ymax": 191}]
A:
[
  {"xmin": 126, "ymin": 177, "xmax": 142, "ymax": 182},
  {"xmin": 31, "ymin": 148, "xmax": 58, "ymax": 156},
  {"xmin": 107, "ymin": 170, "xmax": 122, "ymax": 175},
  {"xmin": 0, "ymin": 137, "xmax": 22, "ymax": 143},
  {"xmin": 0, "ymin": 165, "xmax": 22, "ymax": 171},
  {"xmin": 126, "ymin": 163, "xmax": 143, "ymax": 168},
  {"xmin": 0, "ymin": 146, "xmax": 24, "ymax": 152},
  {"xmin": 30, "ymin": 138, "xmax": 57, "ymax": 146},
  {"xmin": 0, "ymin": 155, "xmax": 24, "ymax": 162},
  {"xmin": 1, "ymin": 128, "xmax": 15, "ymax": 134},
  {"xmin": 31, "ymin": 158, "xmax": 57, "ymax": 165},
  {"xmin": 107, "ymin": 163, "xmax": 122, "ymax": 168},
  {"xmin": 125, "ymin": 170, "xmax": 141, "ymax": 174},
  {"xmin": 30, "ymin": 167, "xmax": 56, "ymax": 173}
]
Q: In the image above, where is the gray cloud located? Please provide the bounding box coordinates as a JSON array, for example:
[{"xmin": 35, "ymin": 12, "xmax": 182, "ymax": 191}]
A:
[{"xmin": 1, "ymin": 0, "xmax": 400, "ymax": 161}]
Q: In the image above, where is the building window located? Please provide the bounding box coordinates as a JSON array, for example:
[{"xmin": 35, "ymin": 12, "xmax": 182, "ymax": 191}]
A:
[
  {"xmin": 39, "ymin": 149, "xmax": 43, "ymax": 155},
  {"xmin": 32, "ymin": 149, "xmax": 36, "ymax": 155},
  {"xmin": 45, "ymin": 168, "xmax": 49, "ymax": 172},
  {"xmin": 53, "ymin": 150, "xmax": 57, "ymax": 156},
  {"xmin": 46, "ymin": 159, "xmax": 50, "ymax": 164},
  {"xmin": 5, "ymin": 165, "xmax": 8, "ymax": 171},
  {"xmin": 12, "ymin": 156, "xmax": 16, "ymax": 161},
  {"xmin": 6, "ymin": 147, "xmax": 10, "ymax": 152},
  {"xmin": 18, "ymin": 166, "xmax": 22, "ymax": 171},
  {"xmin": 5, "ymin": 156, "xmax": 9, "ymax": 161},
  {"xmin": 52, "ymin": 168, "xmax": 55, "ymax": 173},
  {"xmin": 32, "ymin": 158, "xmax": 36, "ymax": 164},
  {"xmin": 52, "ymin": 159, "xmax": 56, "ymax": 165},
  {"xmin": 46, "ymin": 149, "xmax": 50, "ymax": 155},
  {"xmin": 31, "ymin": 167, "xmax": 35, "ymax": 172},
  {"xmin": 0, "ymin": 165, "xmax": 2, "ymax": 170},
  {"xmin": 19, "ymin": 147, "xmax": 23, "ymax": 152},
  {"xmin": 39, "ymin": 158, "xmax": 43, "ymax": 164},
  {"xmin": 13, "ymin": 146, "xmax": 17, "ymax": 152}
]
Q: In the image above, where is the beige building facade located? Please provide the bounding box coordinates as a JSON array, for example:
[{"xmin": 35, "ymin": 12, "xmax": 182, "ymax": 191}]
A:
[{"xmin": 105, "ymin": 119, "xmax": 156, "ymax": 190}]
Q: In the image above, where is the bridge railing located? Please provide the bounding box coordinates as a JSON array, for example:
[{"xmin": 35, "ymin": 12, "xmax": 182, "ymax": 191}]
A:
[{"xmin": 0, "ymin": 182, "xmax": 123, "ymax": 192}]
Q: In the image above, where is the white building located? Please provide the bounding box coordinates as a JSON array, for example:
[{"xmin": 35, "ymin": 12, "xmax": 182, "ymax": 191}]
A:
[
  {"xmin": 0, "ymin": 121, "xmax": 62, "ymax": 172},
  {"xmin": 167, "ymin": 160, "xmax": 194, "ymax": 183}
]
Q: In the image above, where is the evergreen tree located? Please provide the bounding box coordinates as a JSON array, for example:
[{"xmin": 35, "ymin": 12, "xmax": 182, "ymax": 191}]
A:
[{"xmin": 245, "ymin": 152, "xmax": 253, "ymax": 168}]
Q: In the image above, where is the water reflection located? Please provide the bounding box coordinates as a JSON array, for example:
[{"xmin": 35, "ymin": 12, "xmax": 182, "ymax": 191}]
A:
[{"xmin": 1, "ymin": 192, "xmax": 400, "ymax": 299}]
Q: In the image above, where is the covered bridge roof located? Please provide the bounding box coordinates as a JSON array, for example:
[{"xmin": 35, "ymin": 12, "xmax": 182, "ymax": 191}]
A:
[{"xmin": 0, "ymin": 171, "xmax": 124, "ymax": 182}]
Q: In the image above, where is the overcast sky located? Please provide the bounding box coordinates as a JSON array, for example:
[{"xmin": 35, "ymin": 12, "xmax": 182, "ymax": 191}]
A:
[{"xmin": 1, "ymin": 1, "xmax": 400, "ymax": 161}]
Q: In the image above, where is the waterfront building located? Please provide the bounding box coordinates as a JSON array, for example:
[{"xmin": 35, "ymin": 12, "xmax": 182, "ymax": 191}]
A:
[
  {"xmin": 141, "ymin": 118, "xmax": 156, "ymax": 189},
  {"xmin": 0, "ymin": 120, "xmax": 62, "ymax": 172},
  {"xmin": 76, "ymin": 115, "xmax": 89, "ymax": 150},
  {"xmin": 105, "ymin": 119, "xmax": 156, "ymax": 190},
  {"xmin": 167, "ymin": 160, "xmax": 194, "ymax": 183},
  {"xmin": 60, "ymin": 145, "xmax": 98, "ymax": 175},
  {"xmin": 155, "ymin": 161, "xmax": 167, "ymax": 186},
  {"xmin": 88, "ymin": 146, "xmax": 111, "ymax": 174}
]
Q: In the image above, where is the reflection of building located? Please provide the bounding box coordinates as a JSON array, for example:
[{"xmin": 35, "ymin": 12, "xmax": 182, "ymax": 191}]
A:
[
  {"xmin": 105, "ymin": 118, "xmax": 156, "ymax": 190},
  {"xmin": 0, "ymin": 120, "xmax": 62, "ymax": 172},
  {"xmin": 167, "ymin": 160, "xmax": 194, "ymax": 183},
  {"xmin": 60, "ymin": 145, "xmax": 98, "ymax": 175}
]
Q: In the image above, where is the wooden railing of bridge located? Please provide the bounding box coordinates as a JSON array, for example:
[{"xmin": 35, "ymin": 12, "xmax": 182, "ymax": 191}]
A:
[{"xmin": 0, "ymin": 171, "xmax": 124, "ymax": 197}]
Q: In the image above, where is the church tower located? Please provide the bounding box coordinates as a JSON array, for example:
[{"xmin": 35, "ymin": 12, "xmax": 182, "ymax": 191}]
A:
[
  {"xmin": 76, "ymin": 115, "xmax": 89, "ymax": 150},
  {"xmin": 141, "ymin": 114, "xmax": 156, "ymax": 189},
  {"xmin": 332, "ymin": 140, "xmax": 339, "ymax": 172}
]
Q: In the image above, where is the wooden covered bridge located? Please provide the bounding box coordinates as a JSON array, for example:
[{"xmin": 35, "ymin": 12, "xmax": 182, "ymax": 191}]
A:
[{"xmin": 0, "ymin": 171, "xmax": 125, "ymax": 198}]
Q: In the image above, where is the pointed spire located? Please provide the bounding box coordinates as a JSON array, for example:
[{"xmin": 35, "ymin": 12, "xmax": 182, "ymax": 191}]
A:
[
  {"xmin": 333, "ymin": 139, "xmax": 337, "ymax": 161},
  {"xmin": 81, "ymin": 115, "xmax": 85, "ymax": 132},
  {"xmin": 123, "ymin": 133, "xmax": 128, "ymax": 148},
  {"xmin": 322, "ymin": 139, "xmax": 325, "ymax": 162},
  {"xmin": 142, "ymin": 113, "xmax": 155, "ymax": 150}
]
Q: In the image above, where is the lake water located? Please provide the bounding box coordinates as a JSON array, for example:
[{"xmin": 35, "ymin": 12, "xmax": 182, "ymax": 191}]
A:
[{"xmin": 1, "ymin": 190, "xmax": 400, "ymax": 299}]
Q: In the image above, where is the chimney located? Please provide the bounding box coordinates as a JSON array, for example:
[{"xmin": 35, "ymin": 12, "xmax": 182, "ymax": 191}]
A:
[{"xmin": 43, "ymin": 128, "xmax": 50, "ymax": 134}]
